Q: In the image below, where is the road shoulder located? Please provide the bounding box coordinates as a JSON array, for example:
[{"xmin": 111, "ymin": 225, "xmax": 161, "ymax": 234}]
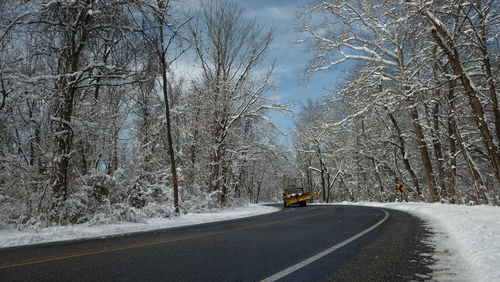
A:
[{"xmin": 322, "ymin": 208, "xmax": 435, "ymax": 281}]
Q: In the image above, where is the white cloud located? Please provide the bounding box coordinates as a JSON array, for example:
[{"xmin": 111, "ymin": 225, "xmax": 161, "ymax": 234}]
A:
[{"xmin": 170, "ymin": 54, "xmax": 203, "ymax": 81}]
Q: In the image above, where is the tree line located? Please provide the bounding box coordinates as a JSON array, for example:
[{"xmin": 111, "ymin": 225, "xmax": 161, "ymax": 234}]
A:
[
  {"xmin": 0, "ymin": 0, "xmax": 288, "ymax": 226},
  {"xmin": 293, "ymin": 0, "xmax": 499, "ymax": 205}
]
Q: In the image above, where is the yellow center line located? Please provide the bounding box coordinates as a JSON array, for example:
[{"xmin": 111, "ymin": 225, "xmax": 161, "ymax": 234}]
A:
[{"xmin": 0, "ymin": 219, "xmax": 284, "ymax": 270}]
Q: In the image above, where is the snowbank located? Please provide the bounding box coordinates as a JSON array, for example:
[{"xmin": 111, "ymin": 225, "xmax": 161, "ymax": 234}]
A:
[
  {"xmin": 0, "ymin": 204, "xmax": 279, "ymax": 248},
  {"xmin": 343, "ymin": 202, "xmax": 500, "ymax": 282}
]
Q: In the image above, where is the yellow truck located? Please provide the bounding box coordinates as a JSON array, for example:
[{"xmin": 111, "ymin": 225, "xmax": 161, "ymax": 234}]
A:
[{"xmin": 283, "ymin": 187, "xmax": 311, "ymax": 207}]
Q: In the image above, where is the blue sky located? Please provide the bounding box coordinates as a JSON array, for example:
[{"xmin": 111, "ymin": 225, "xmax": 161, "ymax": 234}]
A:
[
  {"xmin": 176, "ymin": 0, "xmax": 348, "ymax": 145},
  {"xmin": 236, "ymin": 0, "xmax": 346, "ymax": 145}
]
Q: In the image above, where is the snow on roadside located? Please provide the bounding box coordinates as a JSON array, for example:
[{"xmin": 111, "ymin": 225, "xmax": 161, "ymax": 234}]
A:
[
  {"xmin": 0, "ymin": 204, "xmax": 279, "ymax": 249},
  {"xmin": 343, "ymin": 202, "xmax": 500, "ymax": 282}
]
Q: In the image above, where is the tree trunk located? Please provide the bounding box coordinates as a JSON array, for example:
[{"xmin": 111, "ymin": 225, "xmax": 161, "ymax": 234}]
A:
[
  {"xmin": 107, "ymin": 128, "xmax": 118, "ymax": 175},
  {"xmin": 52, "ymin": 82, "xmax": 76, "ymax": 201},
  {"xmin": 221, "ymin": 158, "xmax": 229, "ymax": 205},
  {"xmin": 446, "ymin": 108, "xmax": 457, "ymax": 203},
  {"xmin": 302, "ymin": 144, "xmax": 313, "ymax": 193},
  {"xmin": 410, "ymin": 106, "xmax": 439, "ymax": 202},
  {"xmin": 163, "ymin": 75, "xmax": 179, "ymax": 213},
  {"xmin": 446, "ymin": 77, "xmax": 489, "ymax": 204},
  {"xmin": 160, "ymin": 52, "xmax": 179, "ymax": 214},
  {"xmin": 326, "ymin": 171, "xmax": 332, "ymax": 203},
  {"xmin": 316, "ymin": 144, "xmax": 327, "ymax": 202},
  {"xmin": 362, "ymin": 118, "xmax": 384, "ymax": 197},
  {"xmin": 444, "ymin": 69, "xmax": 457, "ymax": 202},
  {"xmin": 372, "ymin": 157, "xmax": 384, "ymax": 194},
  {"xmin": 483, "ymin": 52, "xmax": 500, "ymax": 146},
  {"xmin": 387, "ymin": 111, "xmax": 421, "ymax": 196},
  {"xmin": 255, "ymin": 172, "xmax": 264, "ymax": 204},
  {"xmin": 428, "ymin": 19, "xmax": 500, "ymax": 182},
  {"xmin": 0, "ymin": 73, "xmax": 8, "ymax": 112},
  {"xmin": 430, "ymin": 101, "xmax": 446, "ymax": 197},
  {"xmin": 51, "ymin": 4, "xmax": 93, "ymax": 211},
  {"xmin": 475, "ymin": 6, "xmax": 500, "ymax": 147}
]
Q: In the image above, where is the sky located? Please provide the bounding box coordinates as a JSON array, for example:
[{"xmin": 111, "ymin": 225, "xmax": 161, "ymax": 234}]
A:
[
  {"xmin": 174, "ymin": 0, "xmax": 348, "ymax": 146},
  {"xmin": 237, "ymin": 0, "xmax": 345, "ymax": 145}
]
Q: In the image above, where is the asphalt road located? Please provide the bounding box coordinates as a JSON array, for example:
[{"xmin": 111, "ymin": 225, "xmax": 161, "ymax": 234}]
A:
[{"xmin": 0, "ymin": 205, "xmax": 434, "ymax": 281}]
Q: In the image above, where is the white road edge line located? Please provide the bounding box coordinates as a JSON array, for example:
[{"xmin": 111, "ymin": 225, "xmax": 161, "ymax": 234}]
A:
[{"xmin": 260, "ymin": 208, "xmax": 390, "ymax": 282}]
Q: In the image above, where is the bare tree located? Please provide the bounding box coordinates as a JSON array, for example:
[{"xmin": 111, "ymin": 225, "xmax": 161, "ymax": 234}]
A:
[
  {"xmin": 132, "ymin": 0, "xmax": 192, "ymax": 214},
  {"xmin": 297, "ymin": 0, "xmax": 439, "ymax": 201},
  {"xmin": 413, "ymin": 1, "xmax": 500, "ymax": 196},
  {"xmin": 191, "ymin": 0, "xmax": 275, "ymax": 204}
]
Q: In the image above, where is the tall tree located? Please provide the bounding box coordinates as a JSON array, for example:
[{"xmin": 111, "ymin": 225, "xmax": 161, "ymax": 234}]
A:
[
  {"xmin": 191, "ymin": 0, "xmax": 275, "ymax": 204},
  {"xmin": 297, "ymin": 0, "xmax": 439, "ymax": 201},
  {"xmin": 132, "ymin": 0, "xmax": 192, "ymax": 214},
  {"xmin": 412, "ymin": 1, "xmax": 500, "ymax": 195}
]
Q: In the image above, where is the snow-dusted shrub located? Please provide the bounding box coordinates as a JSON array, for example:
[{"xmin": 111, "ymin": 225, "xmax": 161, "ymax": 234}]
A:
[
  {"xmin": 52, "ymin": 166, "xmax": 178, "ymax": 224},
  {"xmin": 114, "ymin": 165, "xmax": 170, "ymax": 205},
  {"xmin": 0, "ymin": 156, "xmax": 48, "ymax": 227},
  {"xmin": 50, "ymin": 171, "xmax": 117, "ymax": 224},
  {"xmin": 0, "ymin": 195, "xmax": 26, "ymax": 227},
  {"xmin": 88, "ymin": 203, "xmax": 143, "ymax": 225},
  {"xmin": 81, "ymin": 171, "xmax": 114, "ymax": 203},
  {"xmin": 180, "ymin": 185, "xmax": 226, "ymax": 213},
  {"xmin": 141, "ymin": 201, "xmax": 175, "ymax": 218},
  {"xmin": 61, "ymin": 192, "xmax": 92, "ymax": 224},
  {"xmin": 1, "ymin": 153, "xmax": 253, "ymax": 228}
]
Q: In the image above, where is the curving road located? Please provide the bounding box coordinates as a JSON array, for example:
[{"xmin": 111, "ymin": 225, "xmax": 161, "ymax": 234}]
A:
[{"xmin": 0, "ymin": 205, "xmax": 434, "ymax": 281}]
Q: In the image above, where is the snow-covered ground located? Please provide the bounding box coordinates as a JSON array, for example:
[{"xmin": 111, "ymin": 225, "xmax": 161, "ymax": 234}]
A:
[
  {"xmin": 342, "ymin": 202, "xmax": 500, "ymax": 282},
  {"xmin": 0, "ymin": 204, "xmax": 279, "ymax": 248},
  {"xmin": 1, "ymin": 202, "xmax": 498, "ymax": 282}
]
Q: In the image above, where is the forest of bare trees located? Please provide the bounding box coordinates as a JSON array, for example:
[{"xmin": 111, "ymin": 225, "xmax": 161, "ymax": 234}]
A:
[
  {"xmin": 294, "ymin": 0, "xmax": 499, "ymax": 205},
  {"xmin": 0, "ymin": 0, "xmax": 287, "ymax": 226},
  {"xmin": 0, "ymin": 0, "xmax": 498, "ymax": 228}
]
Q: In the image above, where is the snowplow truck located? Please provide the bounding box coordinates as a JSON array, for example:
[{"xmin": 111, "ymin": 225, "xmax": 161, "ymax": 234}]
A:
[{"xmin": 283, "ymin": 187, "xmax": 311, "ymax": 207}]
